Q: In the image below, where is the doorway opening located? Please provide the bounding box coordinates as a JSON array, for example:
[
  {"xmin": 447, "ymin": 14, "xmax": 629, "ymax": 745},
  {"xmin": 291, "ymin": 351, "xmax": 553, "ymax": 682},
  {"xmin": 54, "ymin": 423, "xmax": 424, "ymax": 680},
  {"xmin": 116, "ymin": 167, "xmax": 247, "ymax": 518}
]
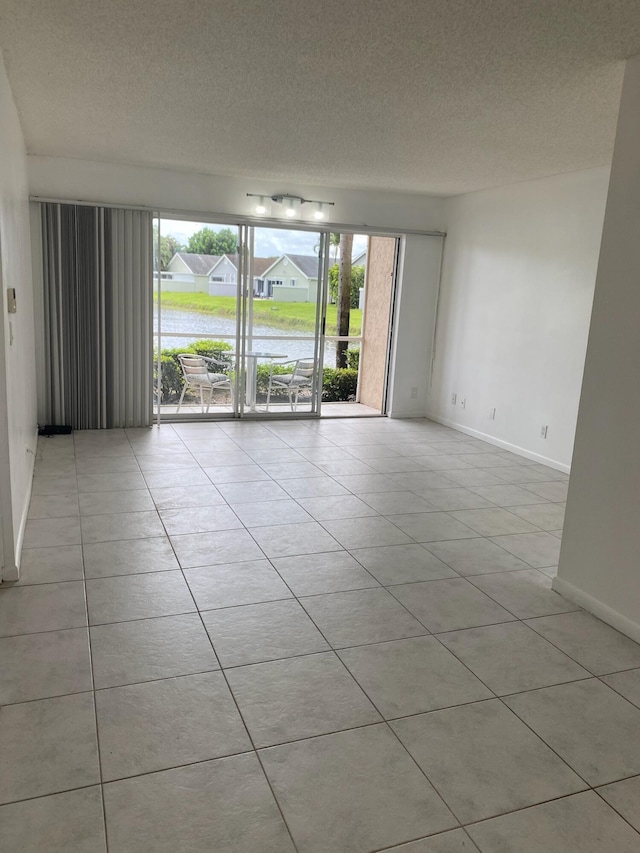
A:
[
  {"xmin": 153, "ymin": 218, "xmax": 398, "ymax": 420},
  {"xmin": 322, "ymin": 233, "xmax": 399, "ymax": 418}
]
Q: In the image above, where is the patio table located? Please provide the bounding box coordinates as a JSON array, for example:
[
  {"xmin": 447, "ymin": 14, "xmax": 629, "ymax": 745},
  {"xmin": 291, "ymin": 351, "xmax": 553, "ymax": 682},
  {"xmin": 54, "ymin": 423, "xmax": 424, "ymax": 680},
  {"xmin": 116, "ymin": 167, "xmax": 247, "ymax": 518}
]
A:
[{"xmin": 228, "ymin": 351, "xmax": 288, "ymax": 411}]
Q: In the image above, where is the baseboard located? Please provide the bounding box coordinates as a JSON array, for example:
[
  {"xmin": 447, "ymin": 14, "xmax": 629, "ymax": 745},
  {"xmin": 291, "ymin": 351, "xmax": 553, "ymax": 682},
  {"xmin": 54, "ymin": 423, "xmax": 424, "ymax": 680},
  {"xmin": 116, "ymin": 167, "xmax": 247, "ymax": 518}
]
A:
[
  {"xmin": 13, "ymin": 448, "xmax": 35, "ymax": 576},
  {"xmin": 388, "ymin": 409, "xmax": 428, "ymax": 419},
  {"xmin": 425, "ymin": 413, "xmax": 570, "ymax": 474},
  {"xmin": 552, "ymin": 576, "xmax": 640, "ymax": 644},
  {"xmin": 2, "ymin": 427, "xmax": 37, "ymax": 583}
]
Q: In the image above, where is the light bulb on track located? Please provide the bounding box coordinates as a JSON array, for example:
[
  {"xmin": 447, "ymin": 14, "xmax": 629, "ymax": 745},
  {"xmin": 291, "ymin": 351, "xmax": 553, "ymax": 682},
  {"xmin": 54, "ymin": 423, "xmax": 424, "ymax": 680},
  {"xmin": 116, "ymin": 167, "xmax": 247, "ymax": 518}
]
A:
[{"xmin": 285, "ymin": 197, "xmax": 299, "ymax": 218}]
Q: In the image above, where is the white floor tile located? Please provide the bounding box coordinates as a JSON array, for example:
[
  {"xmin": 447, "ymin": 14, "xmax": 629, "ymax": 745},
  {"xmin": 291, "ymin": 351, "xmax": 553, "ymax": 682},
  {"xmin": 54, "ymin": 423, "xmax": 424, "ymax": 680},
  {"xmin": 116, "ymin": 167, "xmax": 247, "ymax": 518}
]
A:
[
  {"xmin": 11, "ymin": 418, "xmax": 640, "ymax": 853},
  {"xmin": 467, "ymin": 791, "xmax": 640, "ymax": 853},
  {"xmin": 103, "ymin": 754, "xmax": 296, "ymax": 852},
  {"xmin": 260, "ymin": 725, "xmax": 456, "ymax": 852}
]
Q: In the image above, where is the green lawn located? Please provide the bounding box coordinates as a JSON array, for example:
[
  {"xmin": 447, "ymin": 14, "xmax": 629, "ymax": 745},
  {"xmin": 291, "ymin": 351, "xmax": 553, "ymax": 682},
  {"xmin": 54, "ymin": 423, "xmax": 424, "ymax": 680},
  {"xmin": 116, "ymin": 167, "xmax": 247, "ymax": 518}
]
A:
[{"xmin": 157, "ymin": 292, "xmax": 362, "ymax": 336}]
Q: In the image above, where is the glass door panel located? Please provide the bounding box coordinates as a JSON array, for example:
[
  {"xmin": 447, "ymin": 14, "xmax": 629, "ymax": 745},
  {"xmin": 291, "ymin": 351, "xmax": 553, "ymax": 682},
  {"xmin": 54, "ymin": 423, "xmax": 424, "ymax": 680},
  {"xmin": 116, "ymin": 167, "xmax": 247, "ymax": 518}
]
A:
[
  {"xmin": 237, "ymin": 226, "xmax": 327, "ymax": 418},
  {"xmin": 154, "ymin": 218, "xmax": 241, "ymax": 420}
]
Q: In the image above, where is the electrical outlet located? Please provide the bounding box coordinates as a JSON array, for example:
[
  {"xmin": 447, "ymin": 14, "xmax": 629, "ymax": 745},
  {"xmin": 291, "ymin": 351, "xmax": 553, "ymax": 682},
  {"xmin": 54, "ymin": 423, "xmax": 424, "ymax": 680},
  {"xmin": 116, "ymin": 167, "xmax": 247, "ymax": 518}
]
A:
[
  {"xmin": 540, "ymin": 425, "xmax": 548, "ymax": 439},
  {"xmin": 489, "ymin": 408, "xmax": 496, "ymax": 420},
  {"xmin": 459, "ymin": 398, "xmax": 466, "ymax": 409},
  {"xmin": 451, "ymin": 393, "xmax": 457, "ymax": 405},
  {"xmin": 410, "ymin": 386, "xmax": 418, "ymax": 399}
]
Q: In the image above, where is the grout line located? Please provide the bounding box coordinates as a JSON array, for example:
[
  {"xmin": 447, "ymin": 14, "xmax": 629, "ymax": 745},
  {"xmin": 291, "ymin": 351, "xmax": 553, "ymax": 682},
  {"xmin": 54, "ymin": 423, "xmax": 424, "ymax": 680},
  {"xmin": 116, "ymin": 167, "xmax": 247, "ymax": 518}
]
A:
[
  {"xmin": 12, "ymin": 422, "xmax": 640, "ymax": 848},
  {"xmin": 422, "ymin": 635, "xmax": 598, "ymax": 795},
  {"xmin": 159, "ymin": 510, "xmax": 301, "ymax": 853},
  {"xmin": 0, "ymin": 666, "xmax": 224, "ymax": 706},
  {"xmin": 0, "ymin": 780, "xmax": 110, "ymax": 811},
  {"xmin": 380, "ymin": 720, "xmax": 465, "ymax": 827},
  {"xmin": 74, "ymin": 431, "xmax": 110, "ymax": 853},
  {"xmin": 371, "ymin": 827, "xmax": 483, "ymax": 853},
  {"xmin": 173, "ymin": 442, "xmax": 603, "ymax": 826},
  {"xmin": 591, "ymin": 784, "xmax": 640, "ymax": 838}
]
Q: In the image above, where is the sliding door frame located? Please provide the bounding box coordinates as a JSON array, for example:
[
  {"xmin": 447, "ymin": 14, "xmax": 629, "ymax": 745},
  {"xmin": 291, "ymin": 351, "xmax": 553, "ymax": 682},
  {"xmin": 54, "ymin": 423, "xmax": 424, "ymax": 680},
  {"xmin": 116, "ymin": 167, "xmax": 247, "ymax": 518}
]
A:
[
  {"xmin": 149, "ymin": 211, "xmax": 443, "ymax": 423},
  {"xmin": 155, "ymin": 217, "xmax": 331, "ymax": 422},
  {"xmin": 381, "ymin": 237, "xmax": 402, "ymax": 416},
  {"xmin": 154, "ymin": 217, "xmax": 243, "ymax": 425},
  {"xmin": 237, "ymin": 225, "xmax": 329, "ymax": 420}
]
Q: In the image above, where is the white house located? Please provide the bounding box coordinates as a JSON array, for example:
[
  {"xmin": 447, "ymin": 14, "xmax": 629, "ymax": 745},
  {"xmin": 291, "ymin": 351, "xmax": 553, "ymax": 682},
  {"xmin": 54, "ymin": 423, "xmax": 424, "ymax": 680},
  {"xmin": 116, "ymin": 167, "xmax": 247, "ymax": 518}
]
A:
[
  {"xmin": 162, "ymin": 251, "xmax": 221, "ymax": 293},
  {"xmin": 208, "ymin": 254, "xmax": 279, "ymax": 297},
  {"xmin": 207, "ymin": 254, "xmax": 238, "ymax": 297},
  {"xmin": 161, "ymin": 251, "xmax": 277, "ymax": 297},
  {"xmin": 260, "ymin": 254, "xmax": 320, "ymax": 303}
]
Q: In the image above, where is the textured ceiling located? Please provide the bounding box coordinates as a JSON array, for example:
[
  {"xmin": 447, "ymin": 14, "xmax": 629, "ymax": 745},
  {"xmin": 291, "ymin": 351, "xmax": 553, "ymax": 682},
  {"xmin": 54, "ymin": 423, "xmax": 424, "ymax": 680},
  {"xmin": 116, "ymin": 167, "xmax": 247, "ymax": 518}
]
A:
[{"xmin": 1, "ymin": 0, "xmax": 640, "ymax": 195}]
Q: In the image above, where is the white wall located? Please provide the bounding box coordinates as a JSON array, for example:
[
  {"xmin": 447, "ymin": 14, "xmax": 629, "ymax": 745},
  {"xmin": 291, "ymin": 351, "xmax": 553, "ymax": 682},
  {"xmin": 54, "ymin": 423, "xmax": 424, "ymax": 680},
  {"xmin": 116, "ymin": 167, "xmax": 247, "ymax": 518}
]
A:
[
  {"xmin": 208, "ymin": 282, "xmax": 237, "ymax": 299},
  {"xmin": 273, "ymin": 286, "xmax": 312, "ymax": 303},
  {"xmin": 427, "ymin": 168, "xmax": 610, "ymax": 469},
  {"xmin": 0, "ymin": 50, "xmax": 37, "ymax": 580},
  {"xmin": 27, "ymin": 156, "xmax": 445, "ymax": 233},
  {"xmin": 388, "ymin": 235, "xmax": 443, "ymax": 417},
  {"xmin": 555, "ymin": 55, "xmax": 640, "ymax": 641},
  {"xmin": 153, "ymin": 273, "xmax": 210, "ymax": 294}
]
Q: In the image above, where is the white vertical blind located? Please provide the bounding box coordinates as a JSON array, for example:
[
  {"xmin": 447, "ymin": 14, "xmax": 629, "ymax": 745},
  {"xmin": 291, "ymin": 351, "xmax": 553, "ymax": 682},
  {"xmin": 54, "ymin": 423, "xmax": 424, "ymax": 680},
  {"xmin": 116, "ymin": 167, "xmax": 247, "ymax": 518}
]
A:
[{"xmin": 40, "ymin": 203, "xmax": 153, "ymax": 428}]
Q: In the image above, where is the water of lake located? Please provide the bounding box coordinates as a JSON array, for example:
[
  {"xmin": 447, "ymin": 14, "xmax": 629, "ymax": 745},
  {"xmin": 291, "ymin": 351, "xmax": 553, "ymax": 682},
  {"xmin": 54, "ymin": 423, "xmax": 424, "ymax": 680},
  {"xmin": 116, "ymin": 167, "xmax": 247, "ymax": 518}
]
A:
[{"xmin": 155, "ymin": 308, "xmax": 344, "ymax": 366}]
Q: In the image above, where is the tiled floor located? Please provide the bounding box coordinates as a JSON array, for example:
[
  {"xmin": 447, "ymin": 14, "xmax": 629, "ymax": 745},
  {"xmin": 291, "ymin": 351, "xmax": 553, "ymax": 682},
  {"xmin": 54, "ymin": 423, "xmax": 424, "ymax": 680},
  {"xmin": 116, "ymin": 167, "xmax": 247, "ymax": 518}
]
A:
[{"xmin": 2, "ymin": 418, "xmax": 640, "ymax": 852}]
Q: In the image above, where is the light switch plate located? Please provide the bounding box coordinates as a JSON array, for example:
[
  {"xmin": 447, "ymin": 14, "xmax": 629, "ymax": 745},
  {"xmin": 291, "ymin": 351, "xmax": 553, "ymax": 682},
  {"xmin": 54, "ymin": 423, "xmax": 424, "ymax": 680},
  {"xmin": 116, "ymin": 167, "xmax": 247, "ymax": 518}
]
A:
[{"xmin": 6, "ymin": 287, "xmax": 16, "ymax": 314}]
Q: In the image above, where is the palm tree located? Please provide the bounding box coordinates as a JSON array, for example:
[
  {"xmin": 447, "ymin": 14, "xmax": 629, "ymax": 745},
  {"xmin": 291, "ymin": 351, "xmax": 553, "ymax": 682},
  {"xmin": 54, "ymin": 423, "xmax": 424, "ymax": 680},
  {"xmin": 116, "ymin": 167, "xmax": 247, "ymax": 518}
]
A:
[
  {"xmin": 314, "ymin": 232, "xmax": 340, "ymax": 265},
  {"xmin": 336, "ymin": 233, "xmax": 353, "ymax": 369},
  {"xmin": 315, "ymin": 232, "xmax": 350, "ymax": 367},
  {"xmin": 329, "ymin": 232, "xmax": 340, "ymax": 265}
]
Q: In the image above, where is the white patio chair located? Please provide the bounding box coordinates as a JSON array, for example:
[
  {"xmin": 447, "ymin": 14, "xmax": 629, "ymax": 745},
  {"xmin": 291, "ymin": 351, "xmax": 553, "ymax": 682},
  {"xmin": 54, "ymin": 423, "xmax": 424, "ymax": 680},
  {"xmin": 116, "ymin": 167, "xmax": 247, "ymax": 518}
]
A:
[
  {"xmin": 176, "ymin": 353, "xmax": 233, "ymax": 413},
  {"xmin": 266, "ymin": 358, "xmax": 316, "ymax": 411}
]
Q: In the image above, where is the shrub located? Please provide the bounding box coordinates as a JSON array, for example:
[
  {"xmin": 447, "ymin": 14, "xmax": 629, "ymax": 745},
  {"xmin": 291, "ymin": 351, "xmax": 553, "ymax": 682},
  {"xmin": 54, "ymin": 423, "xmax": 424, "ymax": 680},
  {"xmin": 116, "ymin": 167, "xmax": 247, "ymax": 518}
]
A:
[
  {"xmin": 255, "ymin": 363, "xmax": 360, "ymax": 404},
  {"xmin": 256, "ymin": 364, "xmax": 358, "ymax": 403},
  {"xmin": 256, "ymin": 363, "xmax": 291, "ymax": 395},
  {"xmin": 155, "ymin": 345, "xmax": 359, "ymax": 405},
  {"xmin": 321, "ymin": 368, "xmax": 358, "ymax": 402},
  {"xmin": 346, "ymin": 347, "xmax": 360, "ymax": 370},
  {"xmin": 187, "ymin": 341, "xmax": 234, "ymax": 362}
]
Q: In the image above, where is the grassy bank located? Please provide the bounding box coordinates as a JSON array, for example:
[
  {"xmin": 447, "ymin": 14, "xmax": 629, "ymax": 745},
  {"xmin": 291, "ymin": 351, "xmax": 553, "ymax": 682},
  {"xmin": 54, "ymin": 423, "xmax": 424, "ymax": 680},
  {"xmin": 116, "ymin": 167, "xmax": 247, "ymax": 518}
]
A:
[{"xmin": 156, "ymin": 292, "xmax": 363, "ymax": 336}]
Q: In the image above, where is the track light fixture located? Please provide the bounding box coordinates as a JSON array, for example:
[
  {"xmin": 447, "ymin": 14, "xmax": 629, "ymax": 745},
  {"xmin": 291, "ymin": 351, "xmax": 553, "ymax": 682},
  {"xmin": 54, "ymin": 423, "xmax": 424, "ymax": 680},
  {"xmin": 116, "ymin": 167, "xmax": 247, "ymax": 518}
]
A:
[{"xmin": 247, "ymin": 193, "xmax": 335, "ymax": 220}]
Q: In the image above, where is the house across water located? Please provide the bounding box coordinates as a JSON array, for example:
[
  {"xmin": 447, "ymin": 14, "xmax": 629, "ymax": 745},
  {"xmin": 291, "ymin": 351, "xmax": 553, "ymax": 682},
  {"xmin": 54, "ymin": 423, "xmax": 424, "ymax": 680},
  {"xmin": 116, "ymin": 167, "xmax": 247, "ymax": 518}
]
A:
[{"xmin": 159, "ymin": 250, "xmax": 364, "ymax": 303}]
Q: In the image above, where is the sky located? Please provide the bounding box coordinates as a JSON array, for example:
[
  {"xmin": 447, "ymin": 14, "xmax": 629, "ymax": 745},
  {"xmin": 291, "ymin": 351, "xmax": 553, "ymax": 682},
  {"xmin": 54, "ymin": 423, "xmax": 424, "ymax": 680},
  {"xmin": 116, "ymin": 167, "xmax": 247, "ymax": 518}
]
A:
[{"xmin": 161, "ymin": 219, "xmax": 368, "ymax": 259}]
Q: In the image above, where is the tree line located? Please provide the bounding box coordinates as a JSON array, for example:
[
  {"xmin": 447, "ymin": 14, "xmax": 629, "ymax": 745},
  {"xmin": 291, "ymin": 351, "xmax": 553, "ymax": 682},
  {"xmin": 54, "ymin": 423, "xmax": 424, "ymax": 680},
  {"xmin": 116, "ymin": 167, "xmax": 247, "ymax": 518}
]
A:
[{"xmin": 153, "ymin": 226, "xmax": 238, "ymax": 269}]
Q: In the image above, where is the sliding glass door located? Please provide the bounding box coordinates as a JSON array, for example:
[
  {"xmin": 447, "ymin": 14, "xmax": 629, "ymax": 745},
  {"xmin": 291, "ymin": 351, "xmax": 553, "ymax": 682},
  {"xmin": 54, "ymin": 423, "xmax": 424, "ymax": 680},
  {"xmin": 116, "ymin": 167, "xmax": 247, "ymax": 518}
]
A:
[
  {"xmin": 154, "ymin": 218, "xmax": 328, "ymax": 420},
  {"xmin": 153, "ymin": 218, "xmax": 241, "ymax": 419},
  {"xmin": 236, "ymin": 226, "xmax": 327, "ymax": 418}
]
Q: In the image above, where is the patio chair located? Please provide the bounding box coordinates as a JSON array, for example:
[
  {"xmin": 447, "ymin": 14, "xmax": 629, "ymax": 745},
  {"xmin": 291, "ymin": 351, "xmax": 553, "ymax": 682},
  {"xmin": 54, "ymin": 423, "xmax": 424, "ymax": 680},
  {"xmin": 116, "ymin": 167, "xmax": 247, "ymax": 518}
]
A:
[
  {"xmin": 266, "ymin": 358, "xmax": 316, "ymax": 411},
  {"xmin": 176, "ymin": 353, "xmax": 233, "ymax": 413}
]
